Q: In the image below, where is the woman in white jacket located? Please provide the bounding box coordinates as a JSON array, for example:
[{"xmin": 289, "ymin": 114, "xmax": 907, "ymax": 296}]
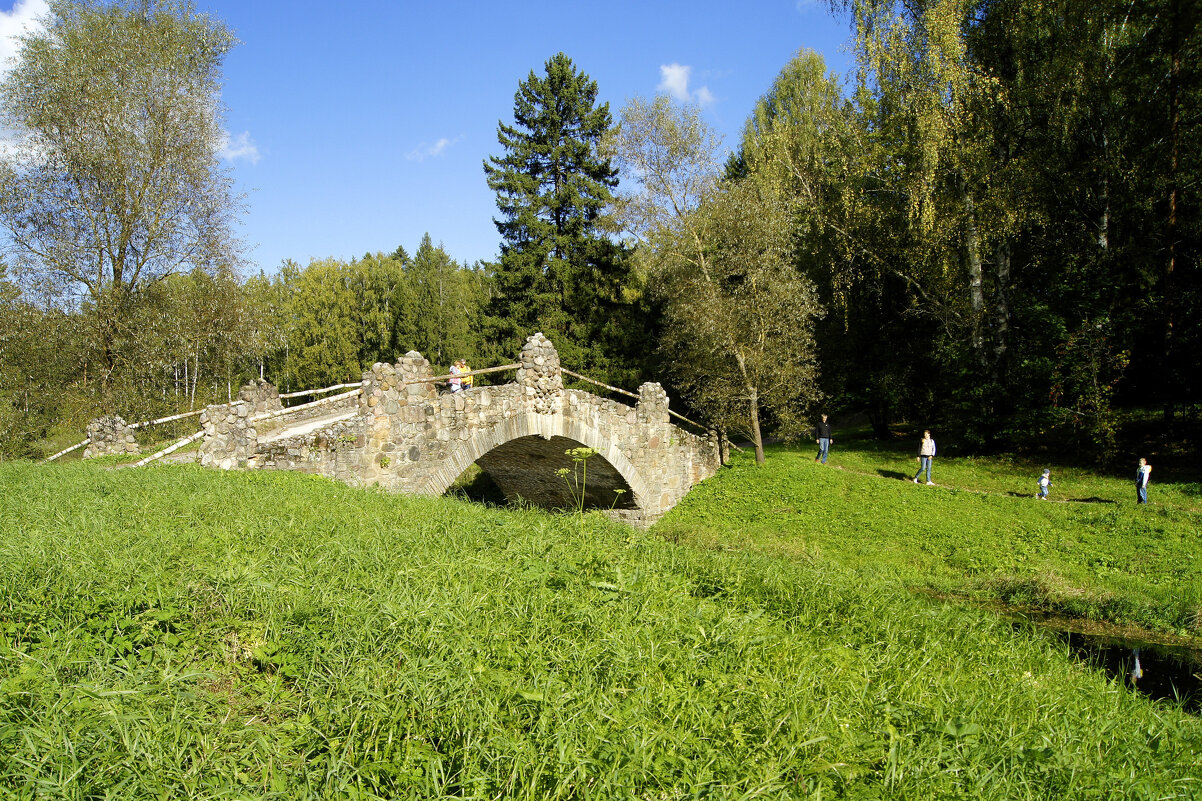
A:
[{"xmin": 913, "ymin": 430, "xmax": 936, "ymax": 485}]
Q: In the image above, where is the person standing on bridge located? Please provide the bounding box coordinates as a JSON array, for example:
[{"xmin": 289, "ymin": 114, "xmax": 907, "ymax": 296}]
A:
[
  {"xmin": 461, "ymin": 359, "xmax": 474, "ymax": 390},
  {"xmin": 449, "ymin": 360, "xmax": 464, "ymax": 393},
  {"xmin": 814, "ymin": 413, "xmax": 833, "ymax": 464},
  {"xmin": 913, "ymin": 430, "xmax": 936, "ymax": 485}
]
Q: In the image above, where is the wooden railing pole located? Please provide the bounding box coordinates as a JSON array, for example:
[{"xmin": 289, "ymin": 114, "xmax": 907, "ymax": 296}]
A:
[
  {"xmin": 45, "ymin": 438, "xmax": 89, "ymax": 462},
  {"xmin": 279, "ymin": 382, "xmax": 364, "ymax": 400},
  {"xmin": 132, "ymin": 429, "xmax": 205, "ymax": 467},
  {"xmin": 560, "ymin": 367, "xmax": 640, "ymax": 399},
  {"xmin": 251, "ymin": 387, "xmax": 363, "ymax": 423},
  {"xmin": 412, "ymin": 363, "xmax": 521, "ymax": 386},
  {"xmin": 126, "ymin": 408, "xmax": 205, "ymax": 431}
]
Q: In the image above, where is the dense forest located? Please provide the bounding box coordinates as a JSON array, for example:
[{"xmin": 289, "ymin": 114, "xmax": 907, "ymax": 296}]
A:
[{"xmin": 0, "ymin": 0, "xmax": 1197, "ymax": 465}]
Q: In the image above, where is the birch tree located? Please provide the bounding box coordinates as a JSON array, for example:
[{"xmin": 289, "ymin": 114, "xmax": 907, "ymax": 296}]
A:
[
  {"xmin": 0, "ymin": 0, "xmax": 240, "ymax": 392},
  {"xmin": 613, "ymin": 96, "xmax": 823, "ymax": 462}
]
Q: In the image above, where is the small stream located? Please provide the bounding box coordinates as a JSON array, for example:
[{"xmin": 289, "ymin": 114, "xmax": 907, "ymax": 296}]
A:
[
  {"xmin": 1019, "ymin": 618, "xmax": 1202, "ymax": 712},
  {"xmin": 920, "ymin": 591, "xmax": 1202, "ymax": 712}
]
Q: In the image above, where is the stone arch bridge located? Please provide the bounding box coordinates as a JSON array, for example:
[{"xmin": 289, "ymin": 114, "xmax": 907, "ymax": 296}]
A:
[{"xmin": 192, "ymin": 333, "xmax": 720, "ymax": 525}]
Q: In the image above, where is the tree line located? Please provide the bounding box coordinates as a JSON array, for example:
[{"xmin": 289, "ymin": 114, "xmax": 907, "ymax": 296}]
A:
[{"xmin": 0, "ymin": 0, "xmax": 1197, "ymax": 465}]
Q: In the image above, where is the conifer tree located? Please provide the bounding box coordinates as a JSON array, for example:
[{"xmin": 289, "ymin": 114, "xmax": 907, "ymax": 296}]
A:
[
  {"xmin": 484, "ymin": 53, "xmax": 639, "ymax": 382},
  {"xmin": 406, "ymin": 234, "xmax": 479, "ymax": 368}
]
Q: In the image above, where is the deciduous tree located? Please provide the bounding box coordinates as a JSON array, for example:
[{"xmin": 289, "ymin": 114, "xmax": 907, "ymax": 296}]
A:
[
  {"xmin": 0, "ymin": 0, "xmax": 241, "ymax": 394},
  {"xmin": 613, "ymin": 97, "xmax": 823, "ymax": 462}
]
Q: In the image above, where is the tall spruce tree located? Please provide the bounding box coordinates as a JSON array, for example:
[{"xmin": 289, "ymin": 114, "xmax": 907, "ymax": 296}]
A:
[{"xmin": 483, "ymin": 53, "xmax": 640, "ymax": 382}]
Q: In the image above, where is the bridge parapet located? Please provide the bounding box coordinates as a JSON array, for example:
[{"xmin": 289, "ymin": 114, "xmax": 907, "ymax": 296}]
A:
[
  {"xmin": 237, "ymin": 380, "xmax": 283, "ymax": 416},
  {"xmin": 198, "ymin": 400, "xmax": 258, "ymax": 469},
  {"xmin": 187, "ymin": 332, "xmax": 718, "ymax": 526},
  {"xmin": 517, "ymin": 332, "xmax": 564, "ymax": 413}
]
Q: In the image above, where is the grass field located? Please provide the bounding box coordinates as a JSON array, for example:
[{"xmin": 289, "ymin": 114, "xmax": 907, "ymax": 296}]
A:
[
  {"xmin": 1, "ymin": 439, "xmax": 1201, "ymax": 799},
  {"xmin": 661, "ymin": 431, "xmax": 1202, "ymax": 640}
]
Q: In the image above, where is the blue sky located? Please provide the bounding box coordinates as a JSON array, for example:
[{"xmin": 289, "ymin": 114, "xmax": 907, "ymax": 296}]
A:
[{"xmin": 1, "ymin": 0, "xmax": 856, "ymax": 273}]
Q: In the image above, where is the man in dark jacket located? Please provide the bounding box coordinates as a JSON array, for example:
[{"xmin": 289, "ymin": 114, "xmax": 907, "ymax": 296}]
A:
[{"xmin": 815, "ymin": 414, "xmax": 833, "ymax": 464}]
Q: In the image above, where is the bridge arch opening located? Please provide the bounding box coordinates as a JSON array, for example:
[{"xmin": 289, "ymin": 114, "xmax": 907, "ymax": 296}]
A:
[{"xmin": 446, "ymin": 435, "xmax": 639, "ymax": 512}]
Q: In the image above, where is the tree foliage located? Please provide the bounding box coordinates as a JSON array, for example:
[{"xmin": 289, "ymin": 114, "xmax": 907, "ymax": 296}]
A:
[
  {"xmin": 802, "ymin": 0, "xmax": 1202, "ymax": 456},
  {"xmin": 0, "ymin": 0, "xmax": 241, "ymax": 392},
  {"xmin": 484, "ymin": 53, "xmax": 643, "ymax": 384},
  {"xmin": 614, "ymin": 96, "xmax": 823, "ymax": 462},
  {"xmin": 406, "ymin": 234, "xmax": 481, "ymax": 367}
]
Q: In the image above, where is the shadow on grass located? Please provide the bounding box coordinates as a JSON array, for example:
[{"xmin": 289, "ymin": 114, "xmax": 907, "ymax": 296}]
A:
[
  {"xmin": 1001, "ymin": 491, "xmax": 1118, "ymax": 504},
  {"xmin": 877, "ymin": 469, "xmax": 912, "ymax": 481}
]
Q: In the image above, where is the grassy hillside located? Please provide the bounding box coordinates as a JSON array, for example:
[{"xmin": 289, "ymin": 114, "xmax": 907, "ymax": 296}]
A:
[
  {"xmin": 663, "ymin": 433, "xmax": 1202, "ymax": 639},
  {"xmin": 1, "ymin": 455, "xmax": 1201, "ymax": 799}
]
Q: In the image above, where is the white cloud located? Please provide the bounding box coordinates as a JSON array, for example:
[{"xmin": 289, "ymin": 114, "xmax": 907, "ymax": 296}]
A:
[
  {"xmin": 658, "ymin": 63, "xmax": 691, "ymax": 101},
  {"xmin": 406, "ymin": 136, "xmax": 460, "ymax": 162},
  {"xmin": 658, "ymin": 63, "xmax": 715, "ymax": 107},
  {"xmin": 0, "ymin": 0, "xmax": 48, "ymax": 73},
  {"xmin": 220, "ymin": 130, "xmax": 260, "ymax": 165},
  {"xmin": 0, "ymin": 1, "xmax": 48, "ymax": 160}
]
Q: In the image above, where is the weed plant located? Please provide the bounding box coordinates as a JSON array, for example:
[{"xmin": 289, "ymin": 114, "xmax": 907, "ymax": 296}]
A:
[{"xmin": 1, "ymin": 460, "xmax": 1201, "ymax": 798}]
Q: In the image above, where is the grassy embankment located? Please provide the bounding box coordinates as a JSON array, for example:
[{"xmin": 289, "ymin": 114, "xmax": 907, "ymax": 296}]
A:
[
  {"xmin": 1, "ymin": 448, "xmax": 1200, "ymax": 799},
  {"xmin": 661, "ymin": 432, "xmax": 1202, "ymax": 640}
]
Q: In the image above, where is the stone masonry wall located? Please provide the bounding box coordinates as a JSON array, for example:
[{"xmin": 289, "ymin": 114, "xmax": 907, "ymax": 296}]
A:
[
  {"xmin": 198, "ymin": 400, "xmax": 258, "ymax": 470},
  {"xmin": 250, "ymin": 415, "xmax": 368, "ymax": 480},
  {"xmin": 83, "ymin": 415, "xmax": 140, "ymax": 459},
  {"xmin": 238, "ymin": 380, "xmax": 283, "ymax": 416}
]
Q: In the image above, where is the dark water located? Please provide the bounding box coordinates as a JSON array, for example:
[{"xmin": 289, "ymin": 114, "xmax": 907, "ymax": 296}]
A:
[{"xmin": 1025, "ymin": 622, "xmax": 1202, "ymax": 712}]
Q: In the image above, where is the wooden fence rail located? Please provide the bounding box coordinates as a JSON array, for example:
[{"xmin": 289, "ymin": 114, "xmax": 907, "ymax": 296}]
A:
[
  {"xmin": 127, "ymin": 408, "xmax": 204, "ymax": 430},
  {"xmin": 45, "ymin": 439, "xmax": 89, "ymax": 462},
  {"xmin": 559, "ymin": 366, "xmax": 734, "ymax": 447},
  {"xmin": 251, "ymin": 387, "xmax": 364, "ymax": 423},
  {"xmin": 279, "ymin": 382, "xmax": 364, "ymax": 400},
  {"xmin": 132, "ymin": 429, "xmax": 206, "ymax": 467}
]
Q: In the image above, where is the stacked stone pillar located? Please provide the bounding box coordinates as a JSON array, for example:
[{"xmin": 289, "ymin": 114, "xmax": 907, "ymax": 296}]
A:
[
  {"xmin": 237, "ymin": 380, "xmax": 283, "ymax": 416},
  {"xmin": 83, "ymin": 415, "xmax": 140, "ymax": 459},
  {"xmin": 198, "ymin": 400, "xmax": 257, "ymax": 470},
  {"xmin": 360, "ymin": 352, "xmax": 438, "ymax": 489},
  {"xmin": 516, "ymin": 332, "xmax": 564, "ymax": 415},
  {"xmin": 636, "ymin": 382, "xmax": 670, "ymax": 425},
  {"xmin": 197, "ymin": 380, "xmax": 283, "ymax": 470}
]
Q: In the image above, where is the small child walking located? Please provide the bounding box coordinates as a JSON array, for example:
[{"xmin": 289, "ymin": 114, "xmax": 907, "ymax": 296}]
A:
[{"xmin": 1036, "ymin": 469, "xmax": 1052, "ymax": 500}]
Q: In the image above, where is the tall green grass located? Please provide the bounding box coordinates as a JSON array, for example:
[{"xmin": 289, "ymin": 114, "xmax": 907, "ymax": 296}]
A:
[
  {"xmin": 1, "ymin": 460, "xmax": 1201, "ymax": 798},
  {"xmin": 662, "ymin": 437, "xmax": 1202, "ymax": 639}
]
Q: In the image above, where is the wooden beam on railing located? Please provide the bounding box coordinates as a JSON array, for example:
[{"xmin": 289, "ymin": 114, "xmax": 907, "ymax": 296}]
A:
[
  {"xmin": 560, "ymin": 366, "xmax": 723, "ymax": 442},
  {"xmin": 126, "ymin": 408, "xmax": 204, "ymax": 430},
  {"xmin": 279, "ymin": 382, "xmax": 364, "ymax": 400},
  {"xmin": 411, "ymin": 363, "xmax": 522, "ymax": 386},
  {"xmin": 251, "ymin": 386, "xmax": 363, "ymax": 423},
  {"xmin": 133, "ymin": 429, "xmax": 205, "ymax": 467},
  {"xmin": 45, "ymin": 438, "xmax": 89, "ymax": 462},
  {"xmin": 560, "ymin": 367, "xmax": 640, "ymax": 399}
]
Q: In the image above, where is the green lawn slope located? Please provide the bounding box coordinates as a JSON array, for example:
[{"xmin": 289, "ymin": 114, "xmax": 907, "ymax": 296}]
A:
[
  {"xmin": 1, "ymin": 455, "xmax": 1200, "ymax": 799},
  {"xmin": 662, "ymin": 434, "xmax": 1202, "ymax": 640}
]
